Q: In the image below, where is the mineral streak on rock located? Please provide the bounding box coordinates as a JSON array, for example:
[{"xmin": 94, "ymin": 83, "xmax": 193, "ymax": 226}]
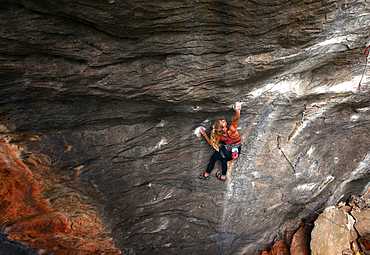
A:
[{"xmin": 0, "ymin": 138, "xmax": 120, "ymax": 254}]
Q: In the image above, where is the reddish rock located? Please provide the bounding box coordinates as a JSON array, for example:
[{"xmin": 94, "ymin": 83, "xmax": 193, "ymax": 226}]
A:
[
  {"xmin": 0, "ymin": 138, "xmax": 120, "ymax": 254},
  {"xmin": 290, "ymin": 225, "xmax": 312, "ymax": 255},
  {"xmin": 284, "ymin": 228, "xmax": 298, "ymax": 246},
  {"xmin": 259, "ymin": 240, "xmax": 290, "ymax": 255},
  {"xmin": 270, "ymin": 241, "xmax": 290, "ymax": 255}
]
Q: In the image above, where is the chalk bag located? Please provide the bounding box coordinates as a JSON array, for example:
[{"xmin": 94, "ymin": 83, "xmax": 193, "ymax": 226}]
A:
[{"xmin": 232, "ymin": 147, "xmax": 239, "ymax": 159}]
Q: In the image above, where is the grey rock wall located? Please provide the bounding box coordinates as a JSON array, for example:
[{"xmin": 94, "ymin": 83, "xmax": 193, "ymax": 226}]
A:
[{"xmin": 0, "ymin": 0, "xmax": 370, "ymax": 254}]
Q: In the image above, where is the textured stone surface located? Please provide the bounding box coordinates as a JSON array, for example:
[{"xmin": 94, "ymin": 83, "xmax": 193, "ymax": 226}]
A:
[
  {"xmin": 352, "ymin": 207, "xmax": 370, "ymax": 254},
  {"xmin": 311, "ymin": 206, "xmax": 357, "ymax": 255},
  {"xmin": 290, "ymin": 225, "xmax": 311, "ymax": 255},
  {"xmin": 0, "ymin": 228, "xmax": 38, "ymax": 255},
  {"xmin": 0, "ymin": 138, "xmax": 120, "ymax": 254},
  {"xmin": 270, "ymin": 241, "xmax": 290, "ymax": 255},
  {"xmin": 0, "ymin": 0, "xmax": 370, "ymax": 254},
  {"xmin": 353, "ymin": 207, "xmax": 370, "ymax": 235}
]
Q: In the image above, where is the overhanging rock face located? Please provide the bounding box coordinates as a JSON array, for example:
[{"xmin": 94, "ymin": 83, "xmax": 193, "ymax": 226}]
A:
[{"xmin": 0, "ymin": 1, "xmax": 370, "ymax": 254}]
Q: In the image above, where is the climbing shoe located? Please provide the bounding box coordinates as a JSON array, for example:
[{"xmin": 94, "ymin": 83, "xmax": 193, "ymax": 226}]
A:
[
  {"xmin": 198, "ymin": 173, "xmax": 210, "ymax": 180},
  {"xmin": 215, "ymin": 173, "xmax": 226, "ymax": 182}
]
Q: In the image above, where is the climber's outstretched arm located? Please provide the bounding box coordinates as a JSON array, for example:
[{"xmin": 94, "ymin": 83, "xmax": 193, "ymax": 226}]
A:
[{"xmin": 229, "ymin": 105, "xmax": 241, "ymax": 134}]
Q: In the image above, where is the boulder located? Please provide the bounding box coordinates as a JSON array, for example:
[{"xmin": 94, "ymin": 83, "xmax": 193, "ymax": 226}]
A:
[
  {"xmin": 352, "ymin": 208, "xmax": 370, "ymax": 254},
  {"xmin": 284, "ymin": 228, "xmax": 298, "ymax": 247},
  {"xmin": 311, "ymin": 206, "xmax": 357, "ymax": 255},
  {"xmin": 353, "ymin": 208, "xmax": 370, "ymax": 235},
  {"xmin": 270, "ymin": 241, "xmax": 290, "ymax": 255},
  {"xmin": 290, "ymin": 225, "xmax": 312, "ymax": 255}
]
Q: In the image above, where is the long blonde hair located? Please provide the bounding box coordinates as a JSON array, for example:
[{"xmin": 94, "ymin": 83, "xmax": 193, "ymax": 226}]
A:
[{"xmin": 210, "ymin": 120, "xmax": 225, "ymax": 151}]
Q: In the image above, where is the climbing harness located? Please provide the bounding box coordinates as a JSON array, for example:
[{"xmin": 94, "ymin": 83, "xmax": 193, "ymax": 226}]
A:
[
  {"xmin": 224, "ymin": 143, "xmax": 242, "ymax": 159},
  {"xmin": 358, "ymin": 45, "xmax": 370, "ymax": 92}
]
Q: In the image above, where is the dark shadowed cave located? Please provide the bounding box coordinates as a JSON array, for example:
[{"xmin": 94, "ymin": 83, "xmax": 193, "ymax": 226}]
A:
[{"xmin": 0, "ymin": 0, "xmax": 370, "ymax": 254}]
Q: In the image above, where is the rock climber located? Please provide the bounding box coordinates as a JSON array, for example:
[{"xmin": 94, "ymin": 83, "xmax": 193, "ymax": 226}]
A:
[{"xmin": 198, "ymin": 103, "xmax": 242, "ymax": 182}]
